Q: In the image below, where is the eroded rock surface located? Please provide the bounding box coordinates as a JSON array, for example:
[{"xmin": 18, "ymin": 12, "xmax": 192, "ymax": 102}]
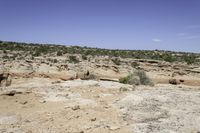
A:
[
  {"xmin": 0, "ymin": 79, "xmax": 200, "ymax": 133},
  {"xmin": 116, "ymin": 87, "xmax": 200, "ymax": 133}
]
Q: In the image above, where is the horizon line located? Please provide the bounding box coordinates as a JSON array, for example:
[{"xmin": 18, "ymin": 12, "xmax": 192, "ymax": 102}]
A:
[{"xmin": 0, "ymin": 39, "xmax": 199, "ymax": 54}]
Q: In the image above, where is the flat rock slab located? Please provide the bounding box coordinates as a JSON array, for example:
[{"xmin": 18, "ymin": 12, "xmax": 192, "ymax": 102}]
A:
[
  {"xmin": 0, "ymin": 115, "xmax": 20, "ymax": 125},
  {"xmin": 116, "ymin": 87, "xmax": 200, "ymax": 133}
]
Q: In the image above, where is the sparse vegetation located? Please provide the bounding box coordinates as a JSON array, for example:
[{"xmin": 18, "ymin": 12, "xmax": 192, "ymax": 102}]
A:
[
  {"xmin": 183, "ymin": 54, "xmax": 196, "ymax": 64},
  {"xmin": 53, "ymin": 59, "xmax": 58, "ymax": 63},
  {"xmin": 162, "ymin": 53, "xmax": 176, "ymax": 62},
  {"xmin": 119, "ymin": 87, "xmax": 129, "ymax": 92},
  {"xmin": 131, "ymin": 62, "xmax": 139, "ymax": 68},
  {"xmin": 82, "ymin": 55, "xmax": 87, "ymax": 60},
  {"xmin": 57, "ymin": 51, "xmax": 63, "ymax": 56},
  {"xmin": 119, "ymin": 70, "xmax": 154, "ymax": 86},
  {"xmin": 69, "ymin": 55, "xmax": 79, "ymax": 63},
  {"xmin": 112, "ymin": 58, "xmax": 121, "ymax": 65},
  {"xmin": 83, "ymin": 74, "xmax": 97, "ymax": 80},
  {"xmin": 0, "ymin": 41, "xmax": 199, "ymax": 64},
  {"xmin": 3, "ymin": 50, "xmax": 7, "ymax": 54}
]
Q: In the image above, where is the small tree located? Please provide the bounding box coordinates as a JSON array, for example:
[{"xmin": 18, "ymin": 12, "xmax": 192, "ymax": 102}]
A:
[
  {"xmin": 183, "ymin": 54, "xmax": 196, "ymax": 64},
  {"xmin": 57, "ymin": 51, "xmax": 63, "ymax": 56},
  {"xmin": 82, "ymin": 55, "xmax": 87, "ymax": 60},
  {"xmin": 69, "ymin": 56, "xmax": 79, "ymax": 63}
]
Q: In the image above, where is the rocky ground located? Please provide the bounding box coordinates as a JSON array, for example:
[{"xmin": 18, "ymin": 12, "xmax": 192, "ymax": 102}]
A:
[
  {"xmin": 0, "ymin": 78, "xmax": 200, "ymax": 133},
  {"xmin": 1, "ymin": 49, "xmax": 200, "ymax": 133}
]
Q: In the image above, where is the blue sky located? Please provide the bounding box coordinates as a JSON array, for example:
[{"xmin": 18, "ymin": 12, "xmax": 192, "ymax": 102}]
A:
[{"xmin": 0, "ymin": 0, "xmax": 200, "ymax": 52}]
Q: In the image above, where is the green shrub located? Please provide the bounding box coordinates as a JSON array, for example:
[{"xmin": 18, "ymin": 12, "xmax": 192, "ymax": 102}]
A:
[
  {"xmin": 3, "ymin": 50, "xmax": 7, "ymax": 54},
  {"xmin": 135, "ymin": 70, "xmax": 153, "ymax": 85},
  {"xmin": 112, "ymin": 58, "xmax": 121, "ymax": 65},
  {"xmin": 33, "ymin": 50, "xmax": 41, "ymax": 57},
  {"xmin": 162, "ymin": 53, "xmax": 175, "ymax": 62},
  {"xmin": 57, "ymin": 51, "xmax": 63, "ymax": 56},
  {"xmin": 131, "ymin": 62, "xmax": 139, "ymax": 68},
  {"xmin": 82, "ymin": 55, "xmax": 87, "ymax": 60},
  {"xmin": 183, "ymin": 54, "xmax": 196, "ymax": 64},
  {"xmin": 119, "ymin": 74, "xmax": 140, "ymax": 85},
  {"xmin": 119, "ymin": 87, "xmax": 129, "ymax": 92},
  {"xmin": 53, "ymin": 59, "xmax": 58, "ymax": 63},
  {"xmin": 119, "ymin": 70, "xmax": 154, "ymax": 86},
  {"xmin": 69, "ymin": 56, "xmax": 79, "ymax": 63},
  {"xmin": 119, "ymin": 76, "xmax": 129, "ymax": 84}
]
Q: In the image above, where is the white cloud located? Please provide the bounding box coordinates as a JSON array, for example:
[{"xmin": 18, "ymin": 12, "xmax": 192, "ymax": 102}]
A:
[{"xmin": 152, "ymin": 38, "xmax": 162, "ymax": 42}]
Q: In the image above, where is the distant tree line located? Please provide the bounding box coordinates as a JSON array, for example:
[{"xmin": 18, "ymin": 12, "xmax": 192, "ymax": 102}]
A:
[{"xmin": 0, "ymin": 41, "xmax": 199, "ymax": 64}]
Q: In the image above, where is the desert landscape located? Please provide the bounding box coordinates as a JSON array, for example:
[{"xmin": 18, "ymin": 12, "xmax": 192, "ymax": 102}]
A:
[{"xmin": 0, "ymin": 42, "xmax": 200, "ymax": 133}]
